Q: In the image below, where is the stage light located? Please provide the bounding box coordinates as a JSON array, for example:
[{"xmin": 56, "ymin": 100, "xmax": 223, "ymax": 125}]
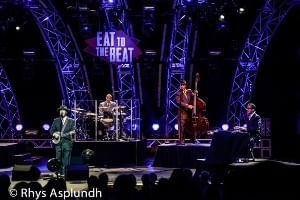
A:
[
  {"xmin": 152, "ymin": 123, "xmax": 159, "ymax": 131},
  {"xmin": 238, "ymin": 7, "xmax": 245, "ymax": 14},
  {"xmin": 221, "ymin": 124, "xmax": 229, "ymax": 131},
  {"xmin": 108, "ymin": 0, "xmax": 114, "ymax": 3},
  {"xmin": 42, "ymin": 123, "xmax": 50, "ymax": 131},
  {"xmin": 15, "ymin": 26, "xmax": 20, "ymax": 31},
  {"xmin": 132, "ymin": 124, "xmax": 138, "ymax": 131},
  {"xmin": 219, "ymin": 14, "xmax": 225, "ymax": 21},
  {"xmin": 182, "ymin": 0, "xmax": 197, "ymax": 5},
  {"xmin": 174, "ymin": 123, "xmax": 178, "ymax": 131},
  {"xmin": 16, "ymin": 124, "xmax": 23, "ymax": 131}
]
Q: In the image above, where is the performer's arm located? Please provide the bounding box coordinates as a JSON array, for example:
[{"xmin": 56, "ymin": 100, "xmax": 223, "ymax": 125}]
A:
[
  {"xmin": 49, "ymin": 119, "xmax": 58, "ymax": 135},
  {"xmin": 176, "ymin": 92, "xmax": 190, "ymax": 109},
  {"xmin": 61, "ymin": 119, "xmax": 76, "ymax": 137},
  {"xmin": 234, "ymin": 124, "xmax": 247, "ymax": 131}
]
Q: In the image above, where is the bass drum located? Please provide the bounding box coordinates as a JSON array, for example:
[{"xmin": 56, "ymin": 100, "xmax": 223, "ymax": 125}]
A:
[{"xmin": 101, "ymin": 111, "xmax": 114, "ymax": 126}]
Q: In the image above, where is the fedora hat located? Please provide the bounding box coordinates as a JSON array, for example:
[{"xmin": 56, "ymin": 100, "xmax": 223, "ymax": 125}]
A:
[
  {"xmin": 180, "ymin": 80, "xmax": 187, "ymax": 85},
  {"xmin": 57, "ymin": 105, "xmax": 68, "ymax": 112}
]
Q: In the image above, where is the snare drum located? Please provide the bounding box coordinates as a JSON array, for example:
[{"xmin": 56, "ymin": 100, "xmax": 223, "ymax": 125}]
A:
[
  {"xmin": 102, "ymin": 118, "xmax": 114, "ymax": 123},
  {"xmin": 100, "ymin": 111, "xmax": 114, "ymax": 126}
]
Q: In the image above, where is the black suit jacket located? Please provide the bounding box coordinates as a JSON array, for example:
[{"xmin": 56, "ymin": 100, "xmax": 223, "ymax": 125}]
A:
[
  {"xmin": 245, "ymin": 112, "xmax": 262, "ymax": 138},
  {"xmin": 49, "ymin": 117, "xmax": 76, "ymax": 148}
]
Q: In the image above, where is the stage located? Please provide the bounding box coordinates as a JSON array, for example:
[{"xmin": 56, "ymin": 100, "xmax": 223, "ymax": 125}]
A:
[
  {"xmin": 0, "ymin": 139, "xmax": 298, "ymax": 199},
  {"xmin": 153, "ymin": 142, "xmax": 211, "ymax": 168},
  {"xmin": 71, "ymin": 140, "xmax": 147, "ymax": 167}
]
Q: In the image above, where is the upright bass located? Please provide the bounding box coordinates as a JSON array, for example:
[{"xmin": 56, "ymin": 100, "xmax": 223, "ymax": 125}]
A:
[{"xmin": 186, "ymin": 73, "xmax": 209, "ymax": 140}]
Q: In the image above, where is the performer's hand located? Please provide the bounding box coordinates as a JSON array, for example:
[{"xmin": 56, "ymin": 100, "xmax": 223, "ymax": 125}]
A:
[
  {"xmin": 234, "ymin": 126, "xmax": 247, "ymax": 131},
  {"xmin": 53, "ymin": 133, "xmax": 59, "ymax": 139},
  {"xmin": 188, "ymin": 105, "xmax": 193, "ymax": 109}
]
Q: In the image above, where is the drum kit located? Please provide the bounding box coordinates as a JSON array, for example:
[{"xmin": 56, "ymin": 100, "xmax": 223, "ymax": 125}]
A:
[{"xmin": 71, "ymin": 105, "xmax": 128, "ymax": 141}]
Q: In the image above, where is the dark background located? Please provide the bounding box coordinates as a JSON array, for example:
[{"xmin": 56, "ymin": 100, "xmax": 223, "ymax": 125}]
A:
[{"xmin": 1, "ymin": 0, "xmax": 300, "ymax": 162}]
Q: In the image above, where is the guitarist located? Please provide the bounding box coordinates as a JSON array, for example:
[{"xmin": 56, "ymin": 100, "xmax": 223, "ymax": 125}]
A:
[
  {"xmin": 49, "ymin": 105, "xmax": 76, "ymax": 176},
  {"xmin": 175, "ymin": 80, "xmax": 194, "ymax": 144}
]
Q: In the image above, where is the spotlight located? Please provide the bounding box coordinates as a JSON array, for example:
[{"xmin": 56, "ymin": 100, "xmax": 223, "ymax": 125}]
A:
[
  {"xmin": 216, "ymin": 21, "xmax": 227, "ymax": 31},
  {"xmin": 15, "ymin": 26, "xmax": 20, "ymax": 31},
  {"xmin": 238, "ymin": 7, "xmax": 245, "ymax": 14},
  {"xmin": 108, "ymin": 0, "xmax": 114, "ymax": 3},
  {"xmin": 132, "ymin": 124, "xmax": 138, "ymax": 131},
  {"xmin": 83, "ymin": 26, "xmax": 89, "ymax": 31},
  {"xmin": 152, "ymin": 123, "xmax": 159, "ymax": 131},
  {"xmin": 219, "ymin": 14, "xmax": 225, "ymax": 21},
  {"xmin": 174, "ymin": 124, "xmax": 178, "ymax": 131},
  {"xmin": 16, "ymin": 124, "xmax": 23, "ymax": 131},
  {"xmin": 42, "ymin": 124, "xmax": 50, "ymax": 131},
  {"xmin": 221, "ymin": 124, "xmax": 229, "ymax": 131}
]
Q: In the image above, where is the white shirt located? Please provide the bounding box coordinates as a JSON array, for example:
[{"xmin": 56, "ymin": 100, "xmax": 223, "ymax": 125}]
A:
[
  {"xmin": 248, "ymin": 112, "xmax": 255, "ymax": 120},
  {"xmin": 61, "ymin": 116, "xmax": 67, "ymax": 125}
]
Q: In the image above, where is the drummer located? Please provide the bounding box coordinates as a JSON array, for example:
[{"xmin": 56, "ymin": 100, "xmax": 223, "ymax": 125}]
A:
[{"xmin": 99, "ymin": 93, "xmax": 117, "ymax": 120}]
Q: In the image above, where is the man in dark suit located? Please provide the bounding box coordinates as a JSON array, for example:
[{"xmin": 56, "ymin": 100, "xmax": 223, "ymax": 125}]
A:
[
  {"xmin": 235, "ymin": 102, "xmax": 262, "ymax": 161},
  {"xmin": 50, "ymin": 105, "xmax": 76, "ymax": 175},
  {"xmin": 175, "ymin": 80, "xmax": 194, "ymax": 144},
  {"xmin": 245, "ymin": 102, "xmax": 262, "ymax": 142}
]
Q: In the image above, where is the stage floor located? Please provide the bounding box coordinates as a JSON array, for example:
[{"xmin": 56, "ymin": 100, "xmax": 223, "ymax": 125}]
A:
[
  {"xmin": 0, "ymin": 157, "xmax": 187, "ymax": 191},
  {"xmin": 0, "ymin": 158, "xmax": 284, "ymax": 192}
]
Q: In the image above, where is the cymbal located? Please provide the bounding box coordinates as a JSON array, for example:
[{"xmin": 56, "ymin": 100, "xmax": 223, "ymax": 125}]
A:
[
  {"xmin": 71, "ymin": 108, "xmax": 85, "ymax": 113},
  {"xmin": 113, "ymin": 112, "xmax": 127, "ymax": 115},
  {"xmin": 85, "ymin": 112, "xmax": 97, "ymax": 116},
  {"xmin": 113, "ymin": 106, "xmax": 126, "ymax": 110},
  {"xmin": 73, "ymin": 108, "xmax": 85, "ymax": 111}
]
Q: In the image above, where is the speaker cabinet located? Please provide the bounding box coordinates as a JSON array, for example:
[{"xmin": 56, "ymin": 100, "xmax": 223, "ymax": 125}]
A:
[
  {"xmin": 65, "ymin": 164, "xmax": 89, "ymax": 181},
  {"xmin": 205, "ymin": 131, "xmax": 249, "ymax": 165},
  {"xmin": 12, "ymin": 164, "xmax": 41, "ymax": 181}
]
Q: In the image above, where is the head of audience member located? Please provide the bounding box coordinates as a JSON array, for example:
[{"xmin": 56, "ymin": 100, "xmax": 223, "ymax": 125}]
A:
[
  {"xmin": 88, "ymin": 175, "xmax": 99, "ymax": 190},
  {"xmin": 98, "ymin": 173, "xmax": 109, "ymax": 188},
  {"xmin": 0, "ymin": 174, "xmax": 10, "ymax": 191}
]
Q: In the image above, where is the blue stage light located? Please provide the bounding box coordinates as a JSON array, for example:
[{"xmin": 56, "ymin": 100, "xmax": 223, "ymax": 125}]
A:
[
  {"xmin": 16, "ymin": 124, "xmax": 23, "ymax": 131},
  {"xmin": 152, "ymin": 123, "xmax": 159, "ymax": 131},
  {"xmin": 174, "ymin": 123, "xmax": 178, "ymax": 131},
  {"xmin": 42, "ymin": 124, "xmax": 50, "ymax": 131},
  {"xmin": 221, "ymin": 124, "xmax": 229, "ymax": 131}
]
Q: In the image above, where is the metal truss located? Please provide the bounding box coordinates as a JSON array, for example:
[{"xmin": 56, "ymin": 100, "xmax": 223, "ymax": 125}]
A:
[
  {"xmin": 9, "ymin": 0, "xmax": 93, "ymax": 139},
  {"xmin": 0, "ymin": 63, "xmax": 21, "ymax": 138},
  {"xmin": 0, "ymin": 139, "xmax": 53, "ymax": 148},
  {"xmin": 227, "ymin": 0, "xmax": 294, "ymax": 126},
  {"xmin": 146, "ymin": 138, "xmax": 212, "ymax": 149},
  {"xmin": 165, "ymin": 1, "xmax": 192, "ymax": 137},
  {"xmin": 20, "ymin": 0, "xmax": 92, "ymax": 108},
  {"xmin": 101, "ymin": 0, "xmax": 140, "ymax": 139}
]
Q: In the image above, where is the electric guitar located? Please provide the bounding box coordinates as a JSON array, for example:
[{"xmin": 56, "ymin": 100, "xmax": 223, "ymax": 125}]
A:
[{"xmin": 52, "ymin": 130, "xmax": 75, "ymax": 144}]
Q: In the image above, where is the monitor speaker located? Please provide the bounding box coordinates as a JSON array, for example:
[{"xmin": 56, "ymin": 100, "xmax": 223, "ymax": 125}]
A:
[
  {"xmin": 65, "ymin": 164, "xmax": 89, "ymax": 181},
  {"xmin": 205, "ymin": 131, "xmax": 249, "ymax": 165},
  {"xmin": 12, "ymin": 164, "xmax": 41, "ymax": 181}
]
